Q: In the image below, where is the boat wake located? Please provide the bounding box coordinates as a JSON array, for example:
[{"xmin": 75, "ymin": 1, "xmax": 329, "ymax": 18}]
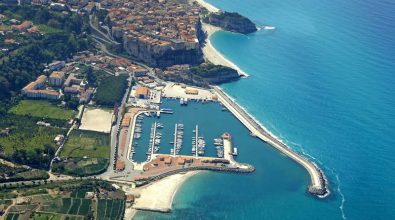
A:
[{"xmin": 335, "ymin": 173, "xmax": 348, "ymax": 220}]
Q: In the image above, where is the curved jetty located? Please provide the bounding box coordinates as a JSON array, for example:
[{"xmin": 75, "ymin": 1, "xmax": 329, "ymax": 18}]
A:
[{"xmin": 212, "ymin": 86, "xmax": 328, "ymax": 197}]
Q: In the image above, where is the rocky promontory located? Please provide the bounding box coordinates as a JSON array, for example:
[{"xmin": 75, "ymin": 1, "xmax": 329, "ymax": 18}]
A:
[
  {"xmin": 156, "ymin": 63, "xmax": 240, "ymax": 87},
  {"xmin": 204, "ymin": 11, "xmax": 257, "ymax": 34}
]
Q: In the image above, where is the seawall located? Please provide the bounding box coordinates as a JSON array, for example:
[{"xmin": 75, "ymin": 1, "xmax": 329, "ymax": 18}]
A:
[
  {"xmin": 135, "ymin": 165, "xmax": 255, "ymax": 187},
  {"xmin": 212, "ymin": 86, "xmax": 329, "ymax": 197}
]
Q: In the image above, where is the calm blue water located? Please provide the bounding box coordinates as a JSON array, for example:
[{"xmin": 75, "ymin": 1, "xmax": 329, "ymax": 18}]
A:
[
  {"xmin": 134, "ymin": 0, "xmax": 395, "ymax": 219},
  {"xmin": 133, "ymin": 100, "xmax": 231, "ymax": 162}
]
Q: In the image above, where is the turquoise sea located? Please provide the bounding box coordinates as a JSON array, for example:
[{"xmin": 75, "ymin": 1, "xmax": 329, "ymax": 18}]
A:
[{"xmin": 134, "ymin": 0, "xmax": 395, "ymax": 219}]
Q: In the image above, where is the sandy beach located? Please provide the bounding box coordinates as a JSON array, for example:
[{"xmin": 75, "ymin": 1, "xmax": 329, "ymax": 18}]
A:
[
  {"xmin": 195, "ymin": 0, "xmax": 219, "ymax": 13},
  {"xmin": 132, "ymin": 171, "xmax": 199, "ymax": 213},
  {"xmin": 196, "ymin": 1, "xmax": 249, "ymax": 77}
]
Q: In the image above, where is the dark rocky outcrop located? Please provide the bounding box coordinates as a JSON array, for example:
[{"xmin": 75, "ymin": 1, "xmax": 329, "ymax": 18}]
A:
[
  {"xmin": 157, "ymin": 63, "xmax": 240, "ymax": 87},
  {"xmin": 204, "ymin": 11, "xmax": 257, "ymax": 34}
]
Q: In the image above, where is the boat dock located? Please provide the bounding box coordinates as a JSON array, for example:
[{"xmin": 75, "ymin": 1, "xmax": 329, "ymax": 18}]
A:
[
  {"xmin": 147, "ymin": 122, "xmax": 158, "ymax": 161},
  {"xmin": 212, "ymin": 86, "xmax": 328, "ymax": 197},
  {"xmin": 172, "ymin": 124, "xmax": 177, "ymax": 156},
  {"xmin": 194, "ymin": 125, "xmax": 198, "ymax": 157}
]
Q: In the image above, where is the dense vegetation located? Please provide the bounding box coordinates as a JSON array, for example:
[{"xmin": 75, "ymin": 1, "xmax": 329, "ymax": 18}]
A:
[
  {"xmin": 79, "ymin": 65, "xmax": 108, "ymax": 87},
  {"xmin": 204, "ymin": 11, "xmax": 257, "ymax": 34},
  {"xmin": 190, "ymin": 63, "xmax": 239, "ymax": 77},
  {"xmin": 94, "ymin": 75, "xmax": 127, "ymax": 107},
  {"xmin": 0, "ymin": 5, "xmax": 91, "ymax": 113},
  {"xmin": 0, "ymin": 163, "xmax": 49, "ymax": 183},
  {"xmin": 0, "ymin": 114, "xmax": 67, "ymax": 169}
]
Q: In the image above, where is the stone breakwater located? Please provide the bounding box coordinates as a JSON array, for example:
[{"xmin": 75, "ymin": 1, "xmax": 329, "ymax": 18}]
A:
[
  {"xmin": 212, "ymin": 86, "xmax": 329, "ymax": 197},
  {"xmin": 135, "ymin": 165, "xmax": 255, "ymax": 187}
]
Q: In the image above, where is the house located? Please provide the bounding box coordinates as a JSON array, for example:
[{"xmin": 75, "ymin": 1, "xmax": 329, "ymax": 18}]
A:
[
  {"xmin": 12, "ymin": 21, "xmax": 32, "ymax": 32},
  {"xmin": 47, "ymin": 61, "xmax": 65, "ymax": 71},
  {"xmin": 127, "ymin": 65, "xmax": 148, "ymax": 77},
  {"xmin": 164, "ymin": 157, "xmax": 172, "ymax": 165},
  {"xmin": 79, "ymin": 89, "xmax": 93, "ymax": 104},
  {"xmin": 185, "ymin": 88, "xmax": 198, "ymax": 95},
  {"xmin": 21, "ymin": 75, "xmax": 47, "ymax": 95},
  {"xmin": 64, "ymin": 86, "xmax": 80, "ymax": 94},
  {"xmin": 49, "ymin": 71, "xmax": 65, "ymax": 86},
  {"xmin": 121, "ymin": 115, "xmax": 131, "ymax": 127},
  {"xmin": 50, "ymin": 3, "xmax": 68, "ymax": 11},
  {"xmin": 126, "ymin": 194, "xmax": 135, "ymax": 203},
  {"xmin": 116, "ymin": 160, "xmax": 125, "ymax": 171}
]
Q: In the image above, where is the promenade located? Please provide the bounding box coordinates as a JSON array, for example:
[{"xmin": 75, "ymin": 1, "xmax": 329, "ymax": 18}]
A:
[{"xmin": 212, "ymin": 86, "xmax": 328, "ymax": 197}]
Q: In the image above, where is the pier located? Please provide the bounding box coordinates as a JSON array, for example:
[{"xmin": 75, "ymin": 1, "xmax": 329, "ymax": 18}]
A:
[
  {"xmin": 173, "ymin": 124, "xmax": 177, "ymax": 156},
  {"xmin": 212, "ymin": 86, "xmax": 328, "ymax": 197},
  {"xmin": 194, "ymin": 125, "xmax": 199, "ymax": 157}
]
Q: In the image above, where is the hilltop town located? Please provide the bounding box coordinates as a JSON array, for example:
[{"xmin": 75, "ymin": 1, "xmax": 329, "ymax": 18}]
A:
[{"xmin": 105, "ymin": 0, "xmax": 206, "ymax": 67}]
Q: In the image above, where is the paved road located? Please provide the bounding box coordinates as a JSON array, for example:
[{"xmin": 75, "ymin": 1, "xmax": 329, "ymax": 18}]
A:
[{"xmin": 98, "ymin": 75, "xmax": 135, "ymax": 181}]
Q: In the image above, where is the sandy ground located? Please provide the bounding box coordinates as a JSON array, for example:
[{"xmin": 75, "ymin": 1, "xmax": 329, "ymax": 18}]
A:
[
  {"xmin": 194, "ymin": 0, "xmax": 248, "ymax": 77},
  {"xmin": 162, "ymin": 83, "xmax": 216, "ymax": 100},
  {"xmin": 132, "ymin": 171, "xmax": 199, "ymax": 213},
  {"xmin": 195, "ymin": 0, "xmax": 219, "ymax": 12},
  {"xmin": 201, "ymin": 23, "xmax": 248, "ymax": 77},
  {"xmin": 79, "ymin": 108, "xmax": 113, "ymax": 133}
]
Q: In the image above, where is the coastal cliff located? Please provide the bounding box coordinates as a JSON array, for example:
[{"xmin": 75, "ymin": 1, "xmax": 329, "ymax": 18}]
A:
[
  {"xmin": 156, "ymin": 63, "xmax": 240, "ymax": 87},
  {"xmin": 110, "ymin": 19, "xmax": 206, "ymax": 68},
  {"xmin": 204, "ymin": 12, "xmax": 257, "ymax": 34}
]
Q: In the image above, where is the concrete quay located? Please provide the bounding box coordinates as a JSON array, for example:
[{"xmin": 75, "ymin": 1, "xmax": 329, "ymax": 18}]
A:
[{"xmin": 212, "ymin": 86, "xmax": 329, "ymax": 197}]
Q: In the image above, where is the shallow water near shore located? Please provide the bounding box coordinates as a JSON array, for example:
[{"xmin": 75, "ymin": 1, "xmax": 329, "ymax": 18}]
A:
[{"xmin": 134, "ymin": 0, "xmax": 395, "ymax": 219}]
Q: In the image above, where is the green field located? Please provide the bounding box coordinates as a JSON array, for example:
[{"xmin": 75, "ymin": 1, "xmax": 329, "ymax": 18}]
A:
[
  {"xmin": 9, "ymin": 100, "xmax": 75, "ymax": 120},
  {"xmin": 37, "ymin": 24, "xmax": 63, "ymax": 34},
  {"xmin": 60, "ymin": 130, "xmax": 110, "ymax": 158},
  {"xmin": 97, "ymin": 199, "xmax": 125, "ymax": 220},
  {"xmin": 5, "ymin": 213, "xmax": 19, "ymax": 220},
  {"xmin": 40, "ymin": 197, "xmax": 92, "ymax": 217},
  {"xmin": 55, "ymin": 129, "xmax": 110, "ymax": 176},
  {"xmin": 32, "ymin": 212, "xmax": 62, "ymax": 220}
]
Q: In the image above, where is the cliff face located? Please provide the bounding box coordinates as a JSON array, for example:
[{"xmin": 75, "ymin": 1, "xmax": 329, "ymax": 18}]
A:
[
  {"xmin": 123, "ymin": 37, "xmax": 204, "ymax": 68},
  {"xmin": 205, "ymin": 12, "xmax": 257, "ymax": 34},
  {"xmin": 113, "ymin": 20, "xmax": 206, "ymax": 68}
]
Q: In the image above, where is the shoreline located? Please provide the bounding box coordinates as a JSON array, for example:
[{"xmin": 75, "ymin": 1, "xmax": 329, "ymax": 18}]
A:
[
  {"xmin": 196, "ymin": 1, "xmax": 249, "ymax": 77},
  {"xmin": 131, "ymin": 171, "xmax": 200, "ymax": 213},
  {"xmin": 201, "ymin": 23, "xmax": 250, "ymax": 77},
  {"xmin": 195, "ymin": 0, "xmax": 219, "ymax": 13}
]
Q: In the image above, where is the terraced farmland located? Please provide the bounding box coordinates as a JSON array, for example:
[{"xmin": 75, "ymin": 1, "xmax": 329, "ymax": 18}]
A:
[{"xmin": 97, "ymin": 199, "xmax": 125, "ymax": 220}]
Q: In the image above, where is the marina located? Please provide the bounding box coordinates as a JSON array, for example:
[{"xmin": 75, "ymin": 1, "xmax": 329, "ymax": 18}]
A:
[
  {"xmin": 130, "ymin": 99, "xmax": 241, "ymax": 163},
  {"xmin": 128, "ymin": 88, "xmax": 326, "ymax": 198}
]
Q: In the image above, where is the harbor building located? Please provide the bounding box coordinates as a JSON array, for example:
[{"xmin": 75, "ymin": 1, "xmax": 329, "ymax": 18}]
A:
[{"xmin": 135, "ymin": 86, "xmax": 150, "ymax": 99}]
